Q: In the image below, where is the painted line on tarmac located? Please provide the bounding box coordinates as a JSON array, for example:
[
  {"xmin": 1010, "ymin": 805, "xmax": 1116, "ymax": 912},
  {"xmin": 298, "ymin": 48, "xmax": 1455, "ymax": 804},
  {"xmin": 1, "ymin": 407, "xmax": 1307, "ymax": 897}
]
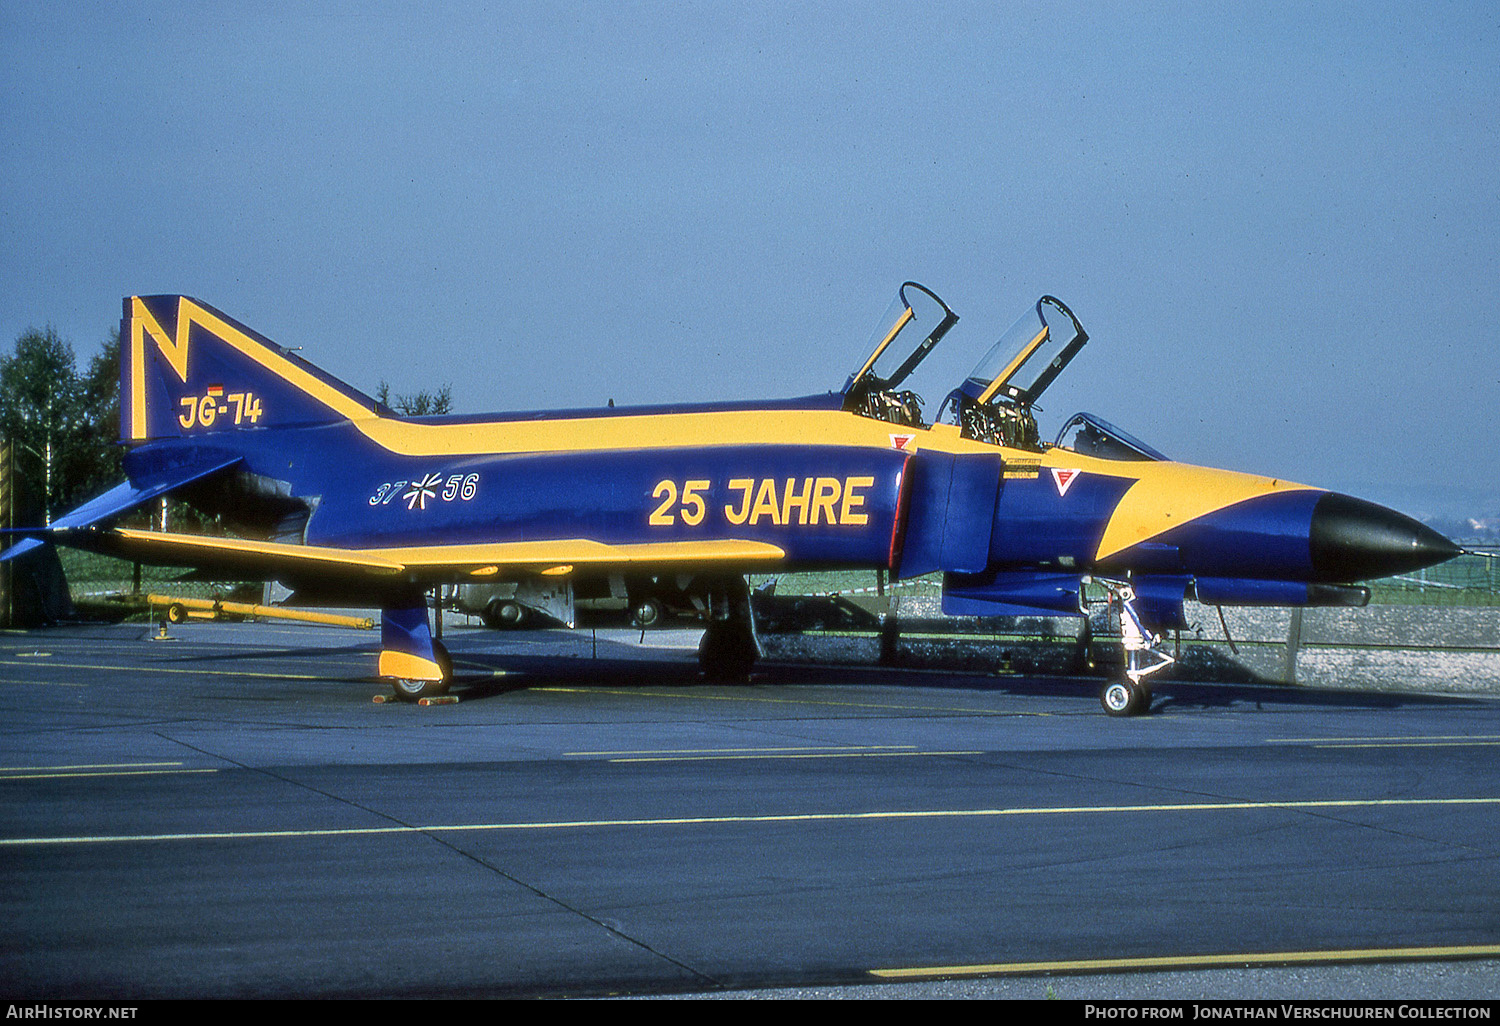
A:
[
  {"xmin": 0, "ymin": 676, "xmax": 87, "ymax": 687},
  {"xmin": 1311, "ymin": 741, "xmax": 1500, "ymax": 749},
  {"xmin": 534, "ymin": 685, "xmax": 1049, "ymax": 717},
  {"xmin": 568, "ymin": 745, "xmax": 921, "ymax": 756},
  {"xmin": 5, "ymin": 795, "xmax": 1498, "ymax": 848},
  {"xmin": 0, "ymin": 657, "xmax": 341, "ymax": 682},
  {"xmin": 603, "ymin": 749, "xmax": 985, "ymax": 763},
  {"xmin": 1270, "ymin": 735, "xmax": 1500, "ymax": 749},
  {"xmin": 869, "ymin": 943, "xmax": 1500, "ymax": 979},
  {"xmin": 0, "ymin": 768, "xmax": 219, "ymax": 781},
  {"xmin": 1, "ymin": 761, "xmax": 186, "ymax": 772},
  {"xmin": 0, "ymin": 760, "xmax": 218, "ymax": 781}
]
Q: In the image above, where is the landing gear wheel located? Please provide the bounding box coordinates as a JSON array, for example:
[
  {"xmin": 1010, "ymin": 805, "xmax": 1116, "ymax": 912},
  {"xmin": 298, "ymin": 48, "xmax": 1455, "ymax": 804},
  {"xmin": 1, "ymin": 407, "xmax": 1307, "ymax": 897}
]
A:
[
  {"xmin": 629, "ymin": 597, "xmax": 663, "ymax": 629},
  {"xmin": 1100, "ymin": 679, "xmax": 1150, "ymax": 717},
  {"xmin": 389, "ymin": 641, "xmax": 452, "ymax": 701},
  {"xmin": 483, "ymin": 600, "xmax": 527, "ymax": 629},
  {"xmin": 391, "ymin": 676, "xmax": 449, "ymax": 701}
]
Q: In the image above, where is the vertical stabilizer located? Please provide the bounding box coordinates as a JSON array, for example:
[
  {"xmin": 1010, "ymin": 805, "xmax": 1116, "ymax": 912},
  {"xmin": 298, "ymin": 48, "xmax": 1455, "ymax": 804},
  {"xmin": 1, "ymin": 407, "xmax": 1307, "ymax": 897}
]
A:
[{"xmin": 121, "ymin": 296, "xmax": 381, "ymax": 442}]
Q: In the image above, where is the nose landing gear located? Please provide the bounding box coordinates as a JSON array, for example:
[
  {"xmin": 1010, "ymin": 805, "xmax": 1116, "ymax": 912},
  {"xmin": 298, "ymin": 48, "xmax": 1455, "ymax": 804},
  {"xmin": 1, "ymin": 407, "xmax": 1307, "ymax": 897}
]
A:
[{"xmin": 1097, "ymin": 581, "xmax": 1174, "ymax": 717}]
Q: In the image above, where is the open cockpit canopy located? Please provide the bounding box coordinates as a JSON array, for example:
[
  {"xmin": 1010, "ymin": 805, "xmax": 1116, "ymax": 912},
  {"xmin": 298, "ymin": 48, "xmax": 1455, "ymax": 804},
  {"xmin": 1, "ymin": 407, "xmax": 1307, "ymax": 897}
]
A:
[
  {"xmin": 953, "ymin": 296, "xmax": 1087, "ymax": 408},
  {"xmin": 840, "ymin": 283, "xmax": 957, "ymax": 428},
  {"xmin": 935, "ymin": 296, "xmax": 1088, "ymax": 450},
  {"xmin": 842, "ymin": 282, "xmax": 958, "ymax": 399}
]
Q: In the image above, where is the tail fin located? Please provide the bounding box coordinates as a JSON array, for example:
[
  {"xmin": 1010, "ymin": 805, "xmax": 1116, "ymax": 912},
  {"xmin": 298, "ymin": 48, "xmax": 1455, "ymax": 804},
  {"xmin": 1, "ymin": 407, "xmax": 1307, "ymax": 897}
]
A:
[{"xmin": 121, "ymin": 295, "xmax": 382, "ymax": 442}]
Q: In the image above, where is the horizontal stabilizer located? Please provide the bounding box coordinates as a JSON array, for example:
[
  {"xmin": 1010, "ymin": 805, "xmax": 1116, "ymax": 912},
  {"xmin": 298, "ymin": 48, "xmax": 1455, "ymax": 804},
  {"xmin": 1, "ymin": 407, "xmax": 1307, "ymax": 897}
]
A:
[{"xmin": 0, "ymin": 455, "xmax": 242, "ymax": 563}]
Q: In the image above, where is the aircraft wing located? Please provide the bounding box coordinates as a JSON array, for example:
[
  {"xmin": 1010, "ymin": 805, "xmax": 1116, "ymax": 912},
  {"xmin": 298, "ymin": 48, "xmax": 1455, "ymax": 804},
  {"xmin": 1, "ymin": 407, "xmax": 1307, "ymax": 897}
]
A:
[{"xmin": 72, "ymin": 528, "xmax": 788, "ymax": 585}]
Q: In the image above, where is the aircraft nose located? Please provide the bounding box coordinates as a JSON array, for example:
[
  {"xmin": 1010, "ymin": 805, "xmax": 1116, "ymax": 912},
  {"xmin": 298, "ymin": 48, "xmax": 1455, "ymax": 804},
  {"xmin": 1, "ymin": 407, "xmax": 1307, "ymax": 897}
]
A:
[{"xmin": 1309, "ymin": 492, "xmax": 1462, "ymax": 582}]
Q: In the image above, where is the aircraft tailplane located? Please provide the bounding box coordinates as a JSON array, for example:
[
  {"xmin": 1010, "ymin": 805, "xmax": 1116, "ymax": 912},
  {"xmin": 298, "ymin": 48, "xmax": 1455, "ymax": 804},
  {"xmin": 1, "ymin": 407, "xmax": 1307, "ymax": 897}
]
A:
[{"xmin": 121, "ymin": 295, "xmax": 382, "ymax": 442}]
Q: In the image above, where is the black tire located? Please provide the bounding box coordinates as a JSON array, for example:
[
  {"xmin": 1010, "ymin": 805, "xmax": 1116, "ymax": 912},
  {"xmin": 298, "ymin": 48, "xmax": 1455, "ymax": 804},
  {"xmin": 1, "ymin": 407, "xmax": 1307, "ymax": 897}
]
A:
[
  {"xmin": 166, "ymin": 603, "xmax": 189, "ymax": 624},
  {"xmin": 1100, "ymin": 679, "xmax": 1148, "ymax": 717}
]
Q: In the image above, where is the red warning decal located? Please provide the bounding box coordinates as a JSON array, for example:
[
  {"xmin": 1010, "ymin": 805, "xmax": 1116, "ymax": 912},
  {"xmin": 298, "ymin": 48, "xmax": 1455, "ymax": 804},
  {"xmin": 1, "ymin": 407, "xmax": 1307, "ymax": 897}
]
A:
[
  {"xmin": 1050, "ymin": 468, "xmax": 1082, "ymax": 497},
  {"xmin": 889, "ymin": 433, "xmax": 917, "ymax": 453}
]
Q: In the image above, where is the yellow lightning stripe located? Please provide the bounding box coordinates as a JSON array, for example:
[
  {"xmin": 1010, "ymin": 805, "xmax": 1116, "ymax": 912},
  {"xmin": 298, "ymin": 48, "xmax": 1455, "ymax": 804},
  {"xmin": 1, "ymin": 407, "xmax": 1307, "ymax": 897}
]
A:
[
  {"xmin": 372, "ymin": 537, "xmax": 787, "ymax": 569},
  {"xmin": 129, "ymin": 296, "xmax": 377, "ymax": 440},
  {"xmin": 1093, "ymin": 461, "xmax": 1318, "ymax": 562},
  {"xmin": 111, "ymin": 529, "xmax": 405, "ymax": 574}
]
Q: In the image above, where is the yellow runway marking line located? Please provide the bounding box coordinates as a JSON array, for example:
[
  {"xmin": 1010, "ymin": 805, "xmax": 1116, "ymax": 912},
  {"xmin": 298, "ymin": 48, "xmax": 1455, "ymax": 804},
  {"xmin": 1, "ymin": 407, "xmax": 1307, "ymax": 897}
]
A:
[
  {"xmin": 1269, "ymin": 735, "xmax": 1500, "ymax": 749},
  {"xmin": 0, "ymin": 768, "xmax": 218, "ymax": 781},
  {"xmin": 5, "ymin": 796, "xmax": 1498, "ymax": 847},
  {"xmin": 0, "ymin": 761, "xmax": 185, "ymax": 772},
  {"xmin": 870, "ymin": 943, "xmax": 1500, "ymax": 980},
  {"xmin": 569, "ymin": 745, "xmax": 919, "ymax": 756},
  {"xmin": 1271, "ymin": 735, "xmax": 1500, "ymax": 742},
  {"xmin": 604, "ymin": 749, "xmax": 984, "ymax": 763},
  {"xmin": 0, "ymin": 677, "xmax": 87, "ymax": 687},
  {"xmin": 0, "ymin": 657, "xmax": 342, "ymax": 682},
  {"xmin": 1313, "ymin": 741, "xmax": 1500, "ymax": 749}
]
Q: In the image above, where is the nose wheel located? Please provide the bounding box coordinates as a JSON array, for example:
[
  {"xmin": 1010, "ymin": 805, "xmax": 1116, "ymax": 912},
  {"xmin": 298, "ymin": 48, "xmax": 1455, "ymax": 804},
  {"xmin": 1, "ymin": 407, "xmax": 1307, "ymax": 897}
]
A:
[{"xmin": 1100, "ymin": 678, "xmax": 1152, "ymax": 717}]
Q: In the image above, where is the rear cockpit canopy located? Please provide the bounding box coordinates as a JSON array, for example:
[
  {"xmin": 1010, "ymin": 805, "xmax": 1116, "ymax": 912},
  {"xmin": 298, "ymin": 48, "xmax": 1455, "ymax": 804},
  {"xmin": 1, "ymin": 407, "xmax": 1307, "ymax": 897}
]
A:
[{"xmin": 936, "ymin": 295, "xmax": 1088, "ymax": 451}]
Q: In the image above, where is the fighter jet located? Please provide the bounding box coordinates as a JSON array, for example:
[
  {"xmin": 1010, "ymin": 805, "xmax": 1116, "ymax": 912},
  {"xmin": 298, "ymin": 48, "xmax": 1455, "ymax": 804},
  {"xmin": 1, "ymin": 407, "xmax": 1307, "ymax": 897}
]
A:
[{"xmin": 1, "ymin": 286, "xmax": 1461, "ymax": 714}]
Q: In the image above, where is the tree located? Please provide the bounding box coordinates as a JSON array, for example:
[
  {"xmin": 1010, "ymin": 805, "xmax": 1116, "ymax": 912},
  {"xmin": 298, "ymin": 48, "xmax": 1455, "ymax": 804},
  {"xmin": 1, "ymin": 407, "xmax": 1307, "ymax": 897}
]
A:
[
  {"xmin": 376, "ymin": 380, "xmax": 453, "ymax": 416},
  {"xmin": 78, "ymin": 328, "xmax": 123, "ymax": 500},
  {"xmin": 0, "ymin": 328, "xmax": 92, "ymax": 524}
]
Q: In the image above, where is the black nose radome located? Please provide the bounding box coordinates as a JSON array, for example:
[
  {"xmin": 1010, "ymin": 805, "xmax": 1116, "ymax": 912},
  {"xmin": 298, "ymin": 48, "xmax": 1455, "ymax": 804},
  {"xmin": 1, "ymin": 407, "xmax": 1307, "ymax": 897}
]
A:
[{"xmin": 1310, "ymin": 492, "xmax": 1462, "ymax": 582}]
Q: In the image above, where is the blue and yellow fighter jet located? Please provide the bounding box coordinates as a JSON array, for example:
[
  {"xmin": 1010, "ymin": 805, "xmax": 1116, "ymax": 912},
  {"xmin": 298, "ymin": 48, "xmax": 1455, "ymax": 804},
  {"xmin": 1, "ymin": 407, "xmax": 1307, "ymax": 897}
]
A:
[{"xmin": 1, "ymin": 285, "xmax": 1462, "ymax": 714}]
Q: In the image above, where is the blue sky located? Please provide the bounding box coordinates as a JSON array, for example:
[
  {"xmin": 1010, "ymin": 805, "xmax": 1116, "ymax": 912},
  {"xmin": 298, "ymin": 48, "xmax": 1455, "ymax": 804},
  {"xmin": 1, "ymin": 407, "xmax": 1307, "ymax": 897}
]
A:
[{"xmin": 2, "ymin": 1, "xmax": 1496, "ymax": 519}]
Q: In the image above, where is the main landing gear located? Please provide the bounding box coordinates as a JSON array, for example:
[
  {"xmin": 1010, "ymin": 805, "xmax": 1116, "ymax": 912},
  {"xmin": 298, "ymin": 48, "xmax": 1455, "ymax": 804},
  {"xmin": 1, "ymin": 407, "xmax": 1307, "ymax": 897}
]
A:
[
  {"xmin": 1097, "ymin": 581, "xmax": 1175, "ymax": 717},
  {"xmin": 697, "ymin": 576, "xmax": 761, "ymax": 683},
  {"xmin": 380, "ymin": 593, "xmax": 453, "ymax": 702}
]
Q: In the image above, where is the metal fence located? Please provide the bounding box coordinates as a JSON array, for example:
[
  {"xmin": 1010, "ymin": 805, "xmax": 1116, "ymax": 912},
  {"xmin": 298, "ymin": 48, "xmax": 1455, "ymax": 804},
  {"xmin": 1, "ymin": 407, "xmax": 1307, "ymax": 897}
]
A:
[{"xmin": 1367, "ymin": 542, "xmax": 1499, "ymax": 606}]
